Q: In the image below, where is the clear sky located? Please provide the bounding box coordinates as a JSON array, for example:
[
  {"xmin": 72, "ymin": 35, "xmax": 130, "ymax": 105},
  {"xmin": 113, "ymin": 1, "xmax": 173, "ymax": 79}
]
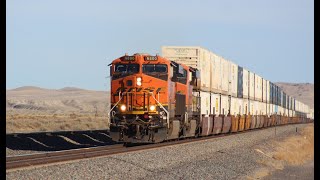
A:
[{"xmin": 6, "ymin": 0, "xmax": 314, "ymax": 90}]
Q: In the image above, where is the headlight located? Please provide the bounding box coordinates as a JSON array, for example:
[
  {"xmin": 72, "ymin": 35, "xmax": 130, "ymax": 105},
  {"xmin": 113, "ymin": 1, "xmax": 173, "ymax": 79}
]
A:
[
  {"xmin": 120, "ymin": 105, "xmax": 126, "ymax": 111},
  {"xmin": 137, "ymin": 77, "xmax": 142, "ymax": 86},
  {"xmin": 150, "ymin": 105, "xmax": 156, "ymax": 111}
]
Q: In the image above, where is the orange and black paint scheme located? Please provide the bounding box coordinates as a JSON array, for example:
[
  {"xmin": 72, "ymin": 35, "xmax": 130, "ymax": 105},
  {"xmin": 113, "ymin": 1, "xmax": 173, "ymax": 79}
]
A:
[{"xmin": 109, "ymin": 53, "xmax": 200, "ymax": 143}]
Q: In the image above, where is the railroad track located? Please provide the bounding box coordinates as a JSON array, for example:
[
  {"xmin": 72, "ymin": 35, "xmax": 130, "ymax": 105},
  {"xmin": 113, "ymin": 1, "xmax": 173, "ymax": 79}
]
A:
[{"xmin": 6, "ymin": 123, "xmax": 309, "ymax": 171}]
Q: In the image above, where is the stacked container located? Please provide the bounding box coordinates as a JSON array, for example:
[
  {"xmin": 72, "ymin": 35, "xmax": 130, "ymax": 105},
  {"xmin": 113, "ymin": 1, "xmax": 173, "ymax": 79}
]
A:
[
  {"xmin": 161, "ymin": 46, "xmax": 312, "ymax": 119},
  {"xmin": 254, "ymin": 74, "xmax": 263, "ymax": 102}
]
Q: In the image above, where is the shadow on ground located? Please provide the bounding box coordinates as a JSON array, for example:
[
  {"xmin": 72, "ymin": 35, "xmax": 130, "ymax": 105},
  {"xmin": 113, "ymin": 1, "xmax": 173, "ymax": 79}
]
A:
[{"xmin": 6, "ymin": 130, "xmax": 118, "ymax": 152}]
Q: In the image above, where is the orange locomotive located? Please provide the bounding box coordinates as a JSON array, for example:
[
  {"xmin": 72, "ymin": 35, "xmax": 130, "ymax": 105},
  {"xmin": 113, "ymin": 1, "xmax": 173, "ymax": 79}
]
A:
[{"xmin": 109, "ymin": 53, "xmax": 200, "ymax": 143}]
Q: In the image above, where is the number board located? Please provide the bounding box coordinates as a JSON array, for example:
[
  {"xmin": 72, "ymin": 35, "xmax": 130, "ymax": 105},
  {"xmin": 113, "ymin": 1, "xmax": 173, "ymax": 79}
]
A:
[
  {"xmin": 144, "ymin": 56, "xmax": 158, "ymax": 61},
  {"xmin": 122, "ymin": 56, "xmax": 135, "ymax": 61}
]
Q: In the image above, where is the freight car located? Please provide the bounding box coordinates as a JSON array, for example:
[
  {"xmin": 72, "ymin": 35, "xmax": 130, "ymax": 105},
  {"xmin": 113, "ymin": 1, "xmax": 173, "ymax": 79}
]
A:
[{"xmin": 108, "ymin": 49, "xmax": 313, "ymax": 144}]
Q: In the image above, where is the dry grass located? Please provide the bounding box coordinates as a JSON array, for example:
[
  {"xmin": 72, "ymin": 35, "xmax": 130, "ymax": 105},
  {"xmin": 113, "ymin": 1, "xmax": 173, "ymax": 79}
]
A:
[
  {"xmin": 248, "ymin": 124, "xmax": 314, "ymax": 180},
  {"xmin": 272, "ymin": 125, "xmax": 314, "ymax": 165}
]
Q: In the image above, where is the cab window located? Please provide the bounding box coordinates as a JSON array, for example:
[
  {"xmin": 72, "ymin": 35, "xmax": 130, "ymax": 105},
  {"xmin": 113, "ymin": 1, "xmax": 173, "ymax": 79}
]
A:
[
  {"xmin": 112, "ymin": 64, "xmax": 139, "ymax": 79},
  {"xmin": 172, "ymin": 65, "xmax": 187, "ymax": 84},
  {"xmin": 142, "ymin": 64, "xmax": 168, "ymax": 80}
]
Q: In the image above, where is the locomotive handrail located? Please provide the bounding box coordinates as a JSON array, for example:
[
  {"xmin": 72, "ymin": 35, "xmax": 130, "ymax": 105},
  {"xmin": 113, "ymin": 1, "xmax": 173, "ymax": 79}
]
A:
[
  {"xmin": 150, "ymin": 92, "xmax": 170, "ymax": 129},
  {"xmin": 107, "ymin": 91, "xmax": 123, "ymax": 119}
]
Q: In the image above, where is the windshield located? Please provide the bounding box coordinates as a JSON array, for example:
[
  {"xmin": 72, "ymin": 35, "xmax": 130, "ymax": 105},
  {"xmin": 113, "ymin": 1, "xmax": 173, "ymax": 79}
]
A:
[
  {"xmin": 142, "ymin": 64, "xmax": 167, "ymax": 73},
  {"xmin": 113, "ymin": 64, "xmax": 139, "ymax": 80},
  {"xmin": 115, "ymin": 64, "xmax": 139, "ymax": 73},
  {"xmin": 142, "ymin": 64, "xmax": 168, "ymax": 81}
]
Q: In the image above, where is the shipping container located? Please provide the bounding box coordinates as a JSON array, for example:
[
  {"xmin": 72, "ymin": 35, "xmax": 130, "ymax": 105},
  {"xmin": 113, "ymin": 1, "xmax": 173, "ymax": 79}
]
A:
[
  {"xmin": 220, "ymin": 57, "xmax": 229, "ymax": 94},
  {"xmin": 249, "ymin": 72, "xmax": 255, "ymax": 100},
  {"xmin": 162, "ymin": 46, "xmax": 311, "ymax": 118},
  {"xmin": 230, "ymin": 97, "xmax": 238, "ymax": 116},
  {"xmin": 275, "ymin": 84, "xmax": 278, "ymax": 105},
  {"xmin": 228, "ymin": 60, "xmax": 238, "ymax": 97},
  {"xmin": 274, "ymin": 104, "xmax": 278, "ymax": 114},
  {"xmin": 254, "ymin": 101, "xmax": 259, "ymax": 115},
  {"xmin": 243, "ymin": 98, "xmax": 249, "ymax": 115},
  {"xmin": 272, "ymin": 83, "xmax": 276, "ymax": 105},
  {"xmin": 261, "ymin": 101, "xmax": 267, "ymax": 115},
  {"xmin": 270, "ymin": 103, "xmax": 274, "ymax": 115},
  {"xmin": 238, "ymin": 98, "xmax": 244, "ymax": 115},
  {"xmin": 267, "ymin": 102, "xmax": 271, "ymax": 116},
  {"xmin": 237, "ymin": 66, "xmax": 243, "ymax": 98},
  {"xmin": 251, "ymin": 100, "xmax": 259, "ymax": 115},
  {"xmin": 289, "ymin": 110, "xmax": 293, "ymax": 117},
  {"xmin": 254, "ymin": 74, "xmax": 263, "ymax": 101},
  {"xmin": 278, "ymin": 106, "xmax": 283, "ymax": 116},
  {"xmin": 243, "ymin": 68, "xmax": 249, "ymax": 99},
  {"xmin": 197, "ymin": 91, "xmax": 210, "ymax": 116},
  {"xmin": 162, "ymin": 46, "xmax": 212, "ymax": 92},
  {"xmin": 231, "ymin": 98, "xmax": 248, "ymax": 115},
  {"xmin": 220, "ymin": 94, "xmax": 229, "ymax": 115},
  {"xmin": 262, "ymin": 79, "xmax": 267, "ymax": 102},
  {"xmin": 267, "ymin": 80, "xmax": 270, "ymax": 103},
  {"xmin": 287, "ymin": 95, "xmax": 290, "ymax": 111},
  {"xmin": 211, "ymin": 53, "xmax": 222, "ymax": 93},
  {"xmin": 211, "ymin": 93, "xmax": 221, "ymax": 115}
]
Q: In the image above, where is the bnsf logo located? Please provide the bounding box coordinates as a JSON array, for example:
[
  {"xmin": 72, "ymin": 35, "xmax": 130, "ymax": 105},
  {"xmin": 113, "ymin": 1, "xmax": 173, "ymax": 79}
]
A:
[{"xmin": 114, "ymin": 87, "xmax": 166, "ymax": 93}]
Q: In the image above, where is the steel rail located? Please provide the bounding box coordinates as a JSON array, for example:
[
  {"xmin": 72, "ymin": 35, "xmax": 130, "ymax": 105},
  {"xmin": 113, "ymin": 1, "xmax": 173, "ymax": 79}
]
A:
[{"xmin": 6, "ymin": 122, "xmax": 310, "ymax": 171}]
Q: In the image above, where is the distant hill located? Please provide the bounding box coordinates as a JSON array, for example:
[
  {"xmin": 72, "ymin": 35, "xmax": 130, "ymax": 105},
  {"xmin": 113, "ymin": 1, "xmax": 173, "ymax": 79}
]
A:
[
  {"xmin": 6, "ymin": 83, "xmax": 314, "ymax": 116},
  {"xmin": 7, "ymin": 86, "xmax": 110, "ymax": 115},
  {"xmin": 275, "ymin": 82, "xmax": 314, "ymax": 109},
  {"xmin": 59, "ymin": 87, "xmax": 87, "ymax": 91},
  {"xmin": 10, "ymin": 86, "xmax": 49, "ymax": 91}
]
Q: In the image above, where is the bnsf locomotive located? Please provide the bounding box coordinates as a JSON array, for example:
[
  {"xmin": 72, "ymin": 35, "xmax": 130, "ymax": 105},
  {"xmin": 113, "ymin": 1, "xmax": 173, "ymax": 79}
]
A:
[
  {"xmin": 109, "ymin": 53, "xmax": 200, "ymax": 143},
  {"xmin": 109, "ymin": 51, "xmax": 312, "ymax": 144}
]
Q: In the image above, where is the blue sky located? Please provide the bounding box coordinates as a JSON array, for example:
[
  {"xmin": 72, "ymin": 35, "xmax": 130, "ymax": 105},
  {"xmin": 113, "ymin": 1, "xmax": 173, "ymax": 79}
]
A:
[{"xmin": 6, "ymin": 0, "xmax": 314, "ymax": 90}]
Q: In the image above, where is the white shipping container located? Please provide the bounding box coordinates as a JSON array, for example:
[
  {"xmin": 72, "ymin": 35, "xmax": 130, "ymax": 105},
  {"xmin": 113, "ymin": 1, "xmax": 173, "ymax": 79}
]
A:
[
  {"xmin": 289, "ymin": 110, "xmax": 292, "ymax": 117},
  {"xmin": 211, "ymin": 53, "xmax": 222, "ymax": 93},
  {"xmin": 260, "ymin": 101, "xmax": 267, "ymax": 115},
  {"xmin": 255, "ymin": 74, "xmax": 262, "ymax": 102},
  {"xmin": 253, "ymin": 101, "xmax": 259, "ymax": 115},
  {"xmin": 211, "ymin": 93, "xmax": 220, "ymax": 115},
  {"xmin": 249, "ymin": 72, "xmax": 255, "ymax": 100},
  {"xmin": 243, "ymin": 68, "xmax": 249, "ymax": 98},
  {"xmin": 220, "ymin": 94, "xmax": 229, "ymax": 115},
  {"xmin": 243, "ymin": 98, "xmax": 249, "ymax": 115},
  {"xmin": 238, "ymin": 98, "xmax": 244, "ymax": 115},
  {"xmin": 267, "ymin": 81, "xmax": 270, "ymax": 103},
  {"xmin": 162, "ymin": 46, "xmax": 212, "ymax": 92},
  {"xmin": 229, "ymin": 61, "xmax": 238, "ymax": 97},
  {"xmin": 198, "ymin": 91, "xmax": 211, "ymax": 115},
  {"xmin": 249, "ymin": 100, "xmax": 257, "ymax": 115},
  {"xmin": 296, "ymin": 100, "xmax": 300, "ymax": 112},
  {"xmin": 270, "ymin": 104, "xmax": 274, "ymax": 115},
  {"xmin": 230, "ymin": 97, "xmax": 238, "ymax": 116},
  {"xmin": 199, "ymin": 48, "xmax": 212, "ymax": 91},
  {"xmin": 278, "ymin": 106, "xmax": 283, "ymax": 116},
  {"xmin": 220, "ymin": 57, "xmax": 230, "ymax": 94},
  {"xmin": 267, "ymin": 103, "xmax": 271, "ymax": 116},
  {"xmin": 262, "ymin": 79, "xmax": 267, "ymax": 103}
]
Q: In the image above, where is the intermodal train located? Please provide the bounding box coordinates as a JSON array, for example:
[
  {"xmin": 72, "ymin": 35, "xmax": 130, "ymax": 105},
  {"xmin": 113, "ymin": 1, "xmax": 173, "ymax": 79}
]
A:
[{"xmin": 109, "ymin": 46, "xmax": 313, "ymax": 144}]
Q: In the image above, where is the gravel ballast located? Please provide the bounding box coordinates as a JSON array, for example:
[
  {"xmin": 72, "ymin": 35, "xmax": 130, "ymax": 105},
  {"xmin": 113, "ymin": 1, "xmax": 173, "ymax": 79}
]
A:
[{"xmin": 6, "ymin": 124, "xmax": 313, "ymax": 179}]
